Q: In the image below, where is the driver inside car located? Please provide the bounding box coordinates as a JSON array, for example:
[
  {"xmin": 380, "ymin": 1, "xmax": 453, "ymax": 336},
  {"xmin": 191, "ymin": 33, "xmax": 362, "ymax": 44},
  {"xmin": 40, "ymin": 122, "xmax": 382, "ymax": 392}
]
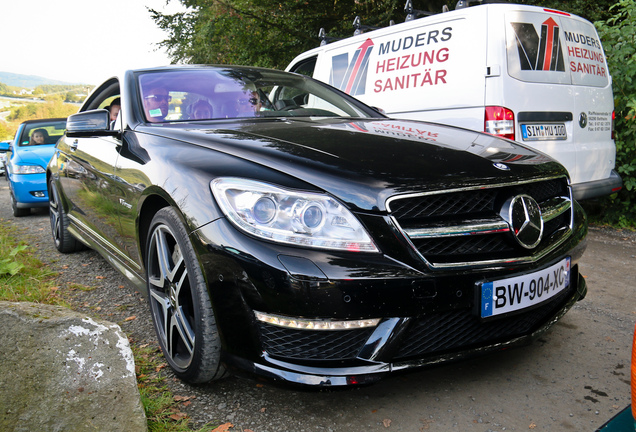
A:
[{"xmin": 142, "ymin": 87, "xmax": 171, "ymax": 122}]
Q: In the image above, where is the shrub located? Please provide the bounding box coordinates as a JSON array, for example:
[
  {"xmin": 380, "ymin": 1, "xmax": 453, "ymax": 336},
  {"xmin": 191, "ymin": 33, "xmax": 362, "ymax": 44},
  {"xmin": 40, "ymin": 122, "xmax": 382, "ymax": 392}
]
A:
[{"xmin": 590, "ymin": 0, "xmax": 636, "ymax": 228}]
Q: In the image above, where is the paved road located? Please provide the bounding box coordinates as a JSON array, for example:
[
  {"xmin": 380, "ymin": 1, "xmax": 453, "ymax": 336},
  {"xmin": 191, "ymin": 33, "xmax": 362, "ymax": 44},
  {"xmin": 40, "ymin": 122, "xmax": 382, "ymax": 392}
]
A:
[{"xmin": 1, "ymin": 180, "xmax": 634, "ymax": 431}]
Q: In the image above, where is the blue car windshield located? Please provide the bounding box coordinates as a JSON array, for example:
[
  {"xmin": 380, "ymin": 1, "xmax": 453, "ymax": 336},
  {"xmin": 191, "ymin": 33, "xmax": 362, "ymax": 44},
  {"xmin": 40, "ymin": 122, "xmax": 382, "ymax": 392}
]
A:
[
  {"xmin": 19, "ymin": 121, "xmax": 67, "ymax": 146},
  {"xmin": 136, "ymin": 67, "xmax": 378, "ymax": 123}
]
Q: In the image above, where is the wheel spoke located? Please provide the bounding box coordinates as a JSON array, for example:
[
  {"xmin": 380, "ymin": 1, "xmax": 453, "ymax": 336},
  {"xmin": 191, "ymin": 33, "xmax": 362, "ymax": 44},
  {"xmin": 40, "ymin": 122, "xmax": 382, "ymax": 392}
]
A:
[
  {"xmin": 150, "ymin": 288, "xmax": 171, "ymax": 351},
  {"xmin": 170, "ymin": 306, "xmax": 195, "ymax": 356},
  {"xmin": 154, "ymin": 228, "xmax": 173, "ymax": 283},
  {"xmin": 49, "ymin": 186, "xmax": 61, "ymax": 241}
]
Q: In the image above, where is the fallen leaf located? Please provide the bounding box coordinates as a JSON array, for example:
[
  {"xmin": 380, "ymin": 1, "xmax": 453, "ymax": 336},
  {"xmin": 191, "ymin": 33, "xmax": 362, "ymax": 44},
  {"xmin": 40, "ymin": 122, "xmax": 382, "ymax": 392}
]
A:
[
  {"xmin": 174, "ymin": 395, "xmax": 195, "ymax": 402},
  {"xmin": 244, "ymin": 430, "xmax": 255, "ymax": 432},
  {"xmin": 124, "ymin": 316, "xmax": 137, "ymax": 321},
  {"xmin": 96, "ymin": 275, "xmax": 105, "ymax": 279},
  {"xmin": 50, "ymin": 286, "xmax": 59, "ymax": 291},
  {"xmin": 169, "ymin": 412, "xmax": 188, "ymax": 421},
  {"xmin": 211, "ymin": 423, "xmax": 234, "ymax": 432},
  {"xmin": 383, "ymin": 418, "xmax": 391, "ymax": 428},
  {"xmin": 372, "ymin": 409, "xmax": 378, "ymax": 413},
  {"xmin": 260, "ymin": 407, "xmax": 266, "ymax": 413},
  {"xmin": 155, "ymin": 364, "xmax": 166, "ymax": 372},
  {"xmin": 529, "ymin": 422, "xmax": 537, "ymax": 429},
  {"xmin": 183, "ymin": 401, "xmax": 192, "ymax": 407}
]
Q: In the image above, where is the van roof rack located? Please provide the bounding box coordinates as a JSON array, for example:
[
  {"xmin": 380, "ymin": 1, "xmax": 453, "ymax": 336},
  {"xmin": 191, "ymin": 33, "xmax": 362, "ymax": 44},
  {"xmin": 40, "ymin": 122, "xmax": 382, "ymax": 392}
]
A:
[
  {"xmin": 405, "ymin": 0, "xmax": 435, "ymax": 21},
  {"xmin": 317, "ymin": 1, "xmax": 452, "ymax": 46},
  {"xmin": 455, "ymin": 0, "xmax": 509, "ymax": 9},
  {"xmin": 352, "ymin": 16, "xmax": 382, "ymax": 36},
  {"xmin": 318, "ymin": 28, "xmax": 341, "ymax": 46}
]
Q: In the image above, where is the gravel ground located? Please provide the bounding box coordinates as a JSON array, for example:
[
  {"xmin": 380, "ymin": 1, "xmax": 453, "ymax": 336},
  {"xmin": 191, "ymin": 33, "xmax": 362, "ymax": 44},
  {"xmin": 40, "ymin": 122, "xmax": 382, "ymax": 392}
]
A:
[{"xmin": 2, "ymin": 180, "xmax": 635, "ymax": 431}]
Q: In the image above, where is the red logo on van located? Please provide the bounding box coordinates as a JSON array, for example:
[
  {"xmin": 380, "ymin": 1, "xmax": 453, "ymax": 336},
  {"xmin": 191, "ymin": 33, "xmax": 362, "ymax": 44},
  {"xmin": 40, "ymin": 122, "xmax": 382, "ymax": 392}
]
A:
[
  {"xmin": 511, "ymin": 18, "xmax": 565, "ymax": 72},
  {"xmin": 330, "ymin": 39, "xmax": 374, "ymax": 96}
]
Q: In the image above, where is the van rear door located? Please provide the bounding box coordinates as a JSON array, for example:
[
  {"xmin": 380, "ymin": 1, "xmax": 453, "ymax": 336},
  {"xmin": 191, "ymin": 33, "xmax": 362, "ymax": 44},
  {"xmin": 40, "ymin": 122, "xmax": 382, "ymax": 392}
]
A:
[{"xmin": 496, "ymin": 6, "xmax": 617, "ymax": 197}]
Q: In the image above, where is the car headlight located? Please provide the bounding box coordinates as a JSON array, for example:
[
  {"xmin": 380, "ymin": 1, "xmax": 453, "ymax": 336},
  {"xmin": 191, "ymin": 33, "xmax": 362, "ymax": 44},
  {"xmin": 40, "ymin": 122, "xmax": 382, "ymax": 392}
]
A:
[
  {"xmin": 12, "ymin": 164, "xmax": 46, "ymax": 174},
  {"xmin": 211, "ymin": 178, "xmax": 379, "ymax": 252}
]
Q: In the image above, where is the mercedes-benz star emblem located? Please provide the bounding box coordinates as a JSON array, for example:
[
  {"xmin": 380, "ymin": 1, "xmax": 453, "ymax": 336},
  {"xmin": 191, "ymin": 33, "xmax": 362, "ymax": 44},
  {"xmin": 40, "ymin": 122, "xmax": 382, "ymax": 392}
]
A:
[
  {"xmin": 493, "ymin": 162, "xmax": 510, "ymax": 171},
  {"xmin": 500, "ymin": 194, "xmax": 544, "ymax": 249},
  {"xmin": 579, "ymin": 112, "xmax": 588, "ymax": 129}
]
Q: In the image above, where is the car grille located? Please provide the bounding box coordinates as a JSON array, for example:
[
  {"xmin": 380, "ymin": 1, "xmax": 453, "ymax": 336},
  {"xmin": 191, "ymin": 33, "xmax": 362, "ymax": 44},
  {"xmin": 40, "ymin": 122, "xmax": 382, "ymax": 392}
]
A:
[
  {"xmin": 387, "ymin": 177, "xmax": 572, "ymax": 268},
  {"xmin": 394, "ymin": 280, "xmax": 575, "ymax": 359},
  {"xmin": 258, "ymin": 325, "xmax": 374, "ymax": 360}
]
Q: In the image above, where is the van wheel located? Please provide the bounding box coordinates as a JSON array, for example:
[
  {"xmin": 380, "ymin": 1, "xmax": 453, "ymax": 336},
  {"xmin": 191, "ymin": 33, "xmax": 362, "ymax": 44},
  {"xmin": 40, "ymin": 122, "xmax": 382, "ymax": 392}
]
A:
[{"xmin": 146, "ymin": 207, "xmax": 226, "ymax": 384}]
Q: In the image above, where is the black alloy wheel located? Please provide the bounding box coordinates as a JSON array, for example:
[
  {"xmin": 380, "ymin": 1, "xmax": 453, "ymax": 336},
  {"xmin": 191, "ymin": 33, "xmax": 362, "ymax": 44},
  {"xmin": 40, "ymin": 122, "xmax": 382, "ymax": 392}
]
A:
[
  {"xmin": 146, "ymin": 207, "xmax": 226, "ymax": 384},
  {"xmin": 48, "ymin": 178, "xmax": 85, "ymax": 253}
]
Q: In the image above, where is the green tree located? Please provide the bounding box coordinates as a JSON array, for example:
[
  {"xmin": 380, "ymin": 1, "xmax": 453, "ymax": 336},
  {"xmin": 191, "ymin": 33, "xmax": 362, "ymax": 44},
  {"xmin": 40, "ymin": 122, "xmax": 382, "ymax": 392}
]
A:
[
  {"xmin": 590, "ymin": 0, "xmax": 636, "ymax": 227},
  {"xmin": 151, "ymin": 0, "xmax": 616, "ymax": 70},
  {"xmin": 152, "ymin": 0, "xmax": 425, "ymax": 69},
  {"xmin": 521, "ymin": 0, "xmax": 615, "ymax": 22}
]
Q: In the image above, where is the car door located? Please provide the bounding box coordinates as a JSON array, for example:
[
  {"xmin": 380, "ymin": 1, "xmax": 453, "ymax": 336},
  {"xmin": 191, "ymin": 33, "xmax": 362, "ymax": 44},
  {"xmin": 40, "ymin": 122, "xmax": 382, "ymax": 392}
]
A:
[{"xmin": 57, "ymin": 132, "xmax": 127, "ymax": 260}]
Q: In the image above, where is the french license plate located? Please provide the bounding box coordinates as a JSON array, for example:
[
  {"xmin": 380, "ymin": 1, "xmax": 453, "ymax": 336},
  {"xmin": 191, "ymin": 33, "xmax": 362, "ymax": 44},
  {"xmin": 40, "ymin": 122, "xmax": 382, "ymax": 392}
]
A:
[
  {"xmin": 480, "ymin": 257, "xmax": 570, "ymax": 319},
  {"xmin": 521, "ymin": 123, "xmax": 567, "ymax": 141}
]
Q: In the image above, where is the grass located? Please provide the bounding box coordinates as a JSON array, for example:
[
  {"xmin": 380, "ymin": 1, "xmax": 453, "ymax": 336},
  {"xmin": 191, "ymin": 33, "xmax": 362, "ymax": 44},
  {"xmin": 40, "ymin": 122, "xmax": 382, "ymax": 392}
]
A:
[
  {"xmin": 0, "ymin": 223, "xmax": 65, "ymax": 305},
  {"xmin": 0, "ymin": 219, "xmax": 221, "ymax": 432}
]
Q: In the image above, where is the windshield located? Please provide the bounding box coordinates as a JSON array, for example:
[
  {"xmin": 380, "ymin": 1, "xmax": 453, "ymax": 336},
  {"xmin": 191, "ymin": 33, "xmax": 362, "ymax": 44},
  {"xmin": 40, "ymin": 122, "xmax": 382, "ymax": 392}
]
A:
[
  {"xmin": 136, "ymin": 68, "xmax": 380, "ymax": 123},
  {"xmin": 18, "ymin": 120, "xmax": 67, "ymax": 146}
]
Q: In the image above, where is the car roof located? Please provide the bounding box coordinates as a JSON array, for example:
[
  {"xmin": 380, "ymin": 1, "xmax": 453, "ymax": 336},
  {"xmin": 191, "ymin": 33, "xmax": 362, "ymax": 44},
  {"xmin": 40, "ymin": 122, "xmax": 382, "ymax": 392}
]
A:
[{"xmin": 19, "ymin": 118, "xmax": 67, "ymax": 126}]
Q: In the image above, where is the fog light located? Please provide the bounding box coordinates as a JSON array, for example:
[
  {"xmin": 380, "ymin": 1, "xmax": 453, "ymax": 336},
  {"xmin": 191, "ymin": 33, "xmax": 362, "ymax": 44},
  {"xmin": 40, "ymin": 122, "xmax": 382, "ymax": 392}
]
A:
[
  {"xmin": 254, "ymin": 311, "xmax": 380, "ymax": 330},
  {"xmin": 32, "ymin": 191, "xmax": 46, "ymax": 198}
]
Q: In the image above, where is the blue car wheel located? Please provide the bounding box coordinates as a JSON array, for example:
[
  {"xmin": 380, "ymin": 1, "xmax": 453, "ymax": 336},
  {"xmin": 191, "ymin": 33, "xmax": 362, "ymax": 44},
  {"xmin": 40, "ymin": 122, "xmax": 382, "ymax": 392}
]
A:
[{"xmin": 9, "ymin": 188, "xmax": 29, "ymax": 217}]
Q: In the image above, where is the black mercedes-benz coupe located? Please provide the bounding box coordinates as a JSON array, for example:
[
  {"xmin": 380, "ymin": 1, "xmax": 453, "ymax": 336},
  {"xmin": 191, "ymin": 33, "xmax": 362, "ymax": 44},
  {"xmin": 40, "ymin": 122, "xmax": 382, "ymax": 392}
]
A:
[{"xmin": 47, "ymin": 65, "xmax": 587, "ymax": 387}]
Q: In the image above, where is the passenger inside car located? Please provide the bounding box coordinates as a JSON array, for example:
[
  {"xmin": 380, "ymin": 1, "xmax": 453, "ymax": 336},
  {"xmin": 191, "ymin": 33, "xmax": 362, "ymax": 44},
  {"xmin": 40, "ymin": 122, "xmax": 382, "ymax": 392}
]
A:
[
  {"xmin": 191, "ymin": 99, "xmax": 213, "ymax": 120},
  {"xmin": 29, "ymin": 129, "xmax": 49, "ymax": 145},
  {"xmin": 236, "ymin": 91, "xmax": 261, "ymax": 117},
  {"xmin": 108, "ymin": 98, "xmax": 120, "ymax": 122}
]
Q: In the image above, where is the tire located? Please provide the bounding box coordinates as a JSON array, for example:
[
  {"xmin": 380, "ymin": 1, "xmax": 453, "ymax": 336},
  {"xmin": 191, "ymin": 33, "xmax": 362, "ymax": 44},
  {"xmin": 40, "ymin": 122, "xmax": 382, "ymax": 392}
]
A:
[
  {"xmin": 146, "ymin": 207, "xmax": 226, "ymax": 384},
  {"xmin": 48, "ymin": 178, "xmax": 85, "ymax": 253},
  {"xmin": 10, "ymin": 189, "xmax": 29, "ymax": 217}
]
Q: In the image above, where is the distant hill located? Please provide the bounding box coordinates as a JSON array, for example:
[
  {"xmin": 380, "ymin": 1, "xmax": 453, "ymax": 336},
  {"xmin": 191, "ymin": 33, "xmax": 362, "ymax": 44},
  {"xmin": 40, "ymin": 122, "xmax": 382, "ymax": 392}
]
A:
[{"xmin": 0, "ymin": 71, "xmax": 86, "ymax": 88}]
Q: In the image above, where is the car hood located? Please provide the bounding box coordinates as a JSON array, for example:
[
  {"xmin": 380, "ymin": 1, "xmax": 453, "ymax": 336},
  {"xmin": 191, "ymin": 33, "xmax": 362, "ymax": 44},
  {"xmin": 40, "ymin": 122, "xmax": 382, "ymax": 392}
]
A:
[
  {"xmin": 142, "ymin": 118, "xmax": 565, "ymax": 212},
  {"xmin": 13, "ymin": 145, "xmax": 56, "ymax": 167}
]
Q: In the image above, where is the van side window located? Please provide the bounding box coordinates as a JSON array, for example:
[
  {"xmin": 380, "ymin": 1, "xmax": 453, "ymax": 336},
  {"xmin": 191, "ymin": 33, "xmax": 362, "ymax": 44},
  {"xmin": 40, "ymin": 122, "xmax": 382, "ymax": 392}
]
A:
[{"xmin": 290, "ymin": 57, "xmax": 317, "ymax": 77}]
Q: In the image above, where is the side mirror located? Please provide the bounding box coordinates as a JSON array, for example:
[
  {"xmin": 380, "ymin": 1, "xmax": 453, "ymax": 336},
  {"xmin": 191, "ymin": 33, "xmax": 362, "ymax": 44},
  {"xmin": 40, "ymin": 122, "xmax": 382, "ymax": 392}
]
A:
[{"xmin": 66, "ymin": 109, "xmax": 117, "ymax": 137}]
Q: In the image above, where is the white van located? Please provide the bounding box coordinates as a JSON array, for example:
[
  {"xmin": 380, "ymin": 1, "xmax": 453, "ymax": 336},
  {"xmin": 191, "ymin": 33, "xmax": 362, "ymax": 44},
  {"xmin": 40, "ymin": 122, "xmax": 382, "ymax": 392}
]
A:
[{"xmin": 286, "ymin": 1, "xmax": 622, "ymax": 200}]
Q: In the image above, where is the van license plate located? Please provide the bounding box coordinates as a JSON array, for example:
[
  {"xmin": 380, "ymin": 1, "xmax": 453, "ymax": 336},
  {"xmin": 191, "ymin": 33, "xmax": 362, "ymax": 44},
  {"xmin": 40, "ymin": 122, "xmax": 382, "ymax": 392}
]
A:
[
  {"xmin": 521, "ymin": 124, "xmax": 567, "ymax": 141},
  {"xmin": 479, "ymin": 257, "xmax": 570, "ymax": 319}
]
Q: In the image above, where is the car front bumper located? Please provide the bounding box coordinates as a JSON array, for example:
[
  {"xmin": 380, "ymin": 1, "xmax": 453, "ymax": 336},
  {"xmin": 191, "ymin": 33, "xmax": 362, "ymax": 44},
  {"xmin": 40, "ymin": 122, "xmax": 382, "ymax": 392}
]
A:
[
  {"xmin": 10, "ymin": 173, "xmax": 49, "ymax": 207},
  {"xmin": 192, "ymin": 204, "xmax": 588, "ymax": 387}
]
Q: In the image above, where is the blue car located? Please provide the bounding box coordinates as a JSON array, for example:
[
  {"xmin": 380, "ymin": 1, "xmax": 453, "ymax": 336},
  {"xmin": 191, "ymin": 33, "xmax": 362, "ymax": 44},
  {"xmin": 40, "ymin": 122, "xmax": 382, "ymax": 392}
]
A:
[{"xmin": 7, "ymin": 118, "xmax": 66, "ymax": 217}]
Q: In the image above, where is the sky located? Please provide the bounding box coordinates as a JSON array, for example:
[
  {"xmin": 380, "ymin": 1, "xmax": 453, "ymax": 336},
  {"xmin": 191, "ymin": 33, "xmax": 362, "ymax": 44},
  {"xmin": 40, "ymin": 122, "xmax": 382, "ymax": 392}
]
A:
[{"xmin": 0, "ymin": 0, "xmax": 186, "ymax": 85}]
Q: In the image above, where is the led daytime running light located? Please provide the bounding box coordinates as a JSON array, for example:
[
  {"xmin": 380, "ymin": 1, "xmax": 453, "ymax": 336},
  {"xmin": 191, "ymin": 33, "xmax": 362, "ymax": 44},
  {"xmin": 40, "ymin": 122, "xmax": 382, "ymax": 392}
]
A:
[{"xmin": 254, "ymin": 311, "xmax": 380, "ymax": 331}]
